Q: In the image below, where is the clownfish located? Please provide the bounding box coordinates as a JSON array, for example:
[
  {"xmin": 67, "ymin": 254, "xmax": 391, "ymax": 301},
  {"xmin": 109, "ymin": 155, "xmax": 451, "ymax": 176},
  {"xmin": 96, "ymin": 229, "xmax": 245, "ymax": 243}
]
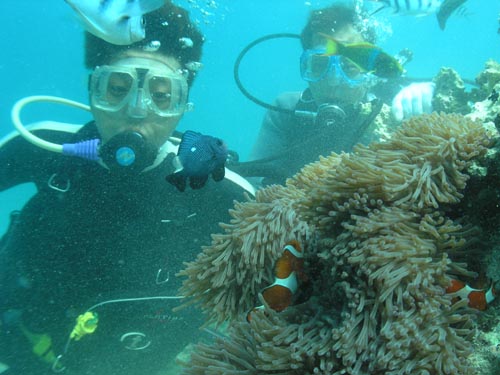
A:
[
  {"xmin": 247, "ymin": 240, "xmax": 306, "ymax": 321},
  {"xmin": 446, "ymin": 279, "xmax": 496, "ymax": 310}
]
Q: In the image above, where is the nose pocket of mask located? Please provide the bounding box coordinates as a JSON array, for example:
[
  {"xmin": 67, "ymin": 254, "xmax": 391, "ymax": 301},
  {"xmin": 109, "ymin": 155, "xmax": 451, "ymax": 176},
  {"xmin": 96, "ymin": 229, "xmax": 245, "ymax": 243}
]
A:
[{"xmin": 127, "ymin": 88, "xmax": 149, "ymax": 118}]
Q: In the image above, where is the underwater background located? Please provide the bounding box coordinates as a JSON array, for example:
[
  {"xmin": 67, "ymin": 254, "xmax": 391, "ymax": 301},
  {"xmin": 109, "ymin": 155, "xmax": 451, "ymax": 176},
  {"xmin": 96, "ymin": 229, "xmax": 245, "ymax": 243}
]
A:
[{"xmin": 0, "ymin": 0, "xmax": 499, "ymax": 235}]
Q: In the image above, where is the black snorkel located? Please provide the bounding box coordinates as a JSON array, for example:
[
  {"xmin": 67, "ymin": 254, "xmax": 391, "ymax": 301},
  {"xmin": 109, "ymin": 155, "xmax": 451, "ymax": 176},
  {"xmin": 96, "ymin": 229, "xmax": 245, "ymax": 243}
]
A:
[{"xmin": 233, "ymin": 33, "xmax": 302, "ymax": 115}]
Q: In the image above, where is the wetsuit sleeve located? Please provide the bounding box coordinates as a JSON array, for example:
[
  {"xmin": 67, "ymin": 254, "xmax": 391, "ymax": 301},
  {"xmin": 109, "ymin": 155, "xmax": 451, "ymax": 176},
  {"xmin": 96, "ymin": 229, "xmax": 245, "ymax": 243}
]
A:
[{"xmin": 0, "ymin": 130, "xmax": 72, "ymax": 191}]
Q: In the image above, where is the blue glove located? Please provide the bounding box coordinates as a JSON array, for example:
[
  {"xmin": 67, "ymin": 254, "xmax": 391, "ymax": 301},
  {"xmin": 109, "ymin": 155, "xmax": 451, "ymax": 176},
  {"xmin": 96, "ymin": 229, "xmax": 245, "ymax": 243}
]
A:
[{"xmin": 391, "ymin": 82, "xmax": 435, "ymax": 122}]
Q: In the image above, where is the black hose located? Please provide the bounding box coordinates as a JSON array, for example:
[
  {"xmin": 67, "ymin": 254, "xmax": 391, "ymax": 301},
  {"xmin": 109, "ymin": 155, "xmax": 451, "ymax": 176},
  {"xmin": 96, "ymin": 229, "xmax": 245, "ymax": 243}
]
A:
[
  {"xmin": 233, "ymin": 32, "xmax": 479, "ymax": 114},
  {"xmin": 233, "ymin": 33, "xmax": 301, "ymax": 114}
]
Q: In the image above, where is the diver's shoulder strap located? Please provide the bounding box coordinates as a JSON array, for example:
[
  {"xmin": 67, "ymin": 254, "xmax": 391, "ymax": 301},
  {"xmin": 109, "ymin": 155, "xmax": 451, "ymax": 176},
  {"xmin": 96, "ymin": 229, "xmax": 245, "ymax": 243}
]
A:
[
  {"xmin": 0, "ymin": 121, "xmax": 83, "ymax": 149},
  {"xmin": 165, "ymin": 138, "xmax": 256, "ymax": 197}
]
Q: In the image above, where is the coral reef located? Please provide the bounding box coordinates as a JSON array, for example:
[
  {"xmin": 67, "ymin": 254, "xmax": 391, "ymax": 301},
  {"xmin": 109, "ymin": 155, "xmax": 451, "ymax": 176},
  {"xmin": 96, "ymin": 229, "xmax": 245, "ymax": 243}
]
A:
[
  {"xmin": 468, "ymin": 310, "xmax": 500, "ymax": 374},
  {"xmin": 467, "ymin": 61, "xmax": 500, "ymax": 132},
  {"xmin": 367, "ymin": 102, "xmax": 400, "ymax": 143},
  {"xmin": 432, "ymin": 67, "xmax": 471, "ymax": 115},
  {"xmin": 357, "ymin": 101, "xmax": 400, "ymax": 145},
  {"xmin": 178, "ymin": 113, "xmax": 494, "ymax": 374},
  {"xmin": 475, "ymin": 60, "xmax": 500, "ymax": 95},
  {"xmin": 432, "ymin": 60, "xmax": 500, "ymax": 123}
]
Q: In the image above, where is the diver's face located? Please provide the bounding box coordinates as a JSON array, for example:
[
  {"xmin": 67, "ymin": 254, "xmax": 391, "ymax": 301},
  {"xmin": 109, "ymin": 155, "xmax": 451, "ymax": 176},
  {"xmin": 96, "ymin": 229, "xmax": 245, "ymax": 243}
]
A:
[
  {"xmin": 308, "ymin": 26, "xmax": 368, "ymax": 105},
  {"xmin": 91, "ymin": 53, "xmax": 187, "ymax": 148},
  {"xmin": 308, "ymin": 74, "xmax": 368, "ymax": 105}
]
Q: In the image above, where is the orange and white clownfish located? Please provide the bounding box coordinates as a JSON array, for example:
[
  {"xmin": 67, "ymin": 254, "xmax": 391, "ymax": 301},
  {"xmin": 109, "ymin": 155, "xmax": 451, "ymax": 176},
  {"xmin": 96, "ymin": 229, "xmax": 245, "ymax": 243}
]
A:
[
  {"xmin": 247, "ymin": 240, "xmax": 306, "ymax": 321},
  {"xmin": 446, "ymin": 279, "xmax": 496, "ymax": 311}
]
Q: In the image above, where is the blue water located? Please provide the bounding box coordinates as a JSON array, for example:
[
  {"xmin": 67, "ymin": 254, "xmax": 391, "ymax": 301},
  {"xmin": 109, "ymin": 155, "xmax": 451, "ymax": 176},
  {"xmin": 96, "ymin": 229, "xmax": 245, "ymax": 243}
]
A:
[{"xmin": 1, "ymin": 0, "xmax": 499, "ymax": 234}]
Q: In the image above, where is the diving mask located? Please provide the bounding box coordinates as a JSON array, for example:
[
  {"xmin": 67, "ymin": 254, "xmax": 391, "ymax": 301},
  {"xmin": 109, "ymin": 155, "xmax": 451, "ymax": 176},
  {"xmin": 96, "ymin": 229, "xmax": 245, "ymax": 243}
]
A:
[
  {"xmin": 300, "ymin": 49, "xmax": 372, "ymax": 88},
  {"xmin": 90, "ymin": 60, "xmax": 189, "ymax": 118}
]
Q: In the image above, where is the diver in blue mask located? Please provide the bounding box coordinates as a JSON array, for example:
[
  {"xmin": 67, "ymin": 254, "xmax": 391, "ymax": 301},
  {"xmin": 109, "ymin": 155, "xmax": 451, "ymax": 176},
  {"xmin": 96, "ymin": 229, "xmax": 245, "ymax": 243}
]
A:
[
  {"xmin": 0, "ymin": 3, "xmax": 252, "ymax": 375},
  {"xmin": 239, "ymin": 4, "xmax": 434, "ymax": 186}
]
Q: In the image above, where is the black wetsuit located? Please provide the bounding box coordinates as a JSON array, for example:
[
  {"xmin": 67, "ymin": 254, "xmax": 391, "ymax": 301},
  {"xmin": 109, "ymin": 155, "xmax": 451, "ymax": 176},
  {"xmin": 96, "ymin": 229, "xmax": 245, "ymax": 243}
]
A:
[{"xmin": 0, "ymin": 122, "xmax": 246, "ymax": 375}]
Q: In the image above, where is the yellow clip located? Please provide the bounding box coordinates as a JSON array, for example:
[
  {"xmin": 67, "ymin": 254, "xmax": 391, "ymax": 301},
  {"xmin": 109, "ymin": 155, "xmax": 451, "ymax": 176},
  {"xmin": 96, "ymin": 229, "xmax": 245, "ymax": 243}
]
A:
[{"xmin": 70, "ymin": 312, "xmax": 98, "ymax": 341}]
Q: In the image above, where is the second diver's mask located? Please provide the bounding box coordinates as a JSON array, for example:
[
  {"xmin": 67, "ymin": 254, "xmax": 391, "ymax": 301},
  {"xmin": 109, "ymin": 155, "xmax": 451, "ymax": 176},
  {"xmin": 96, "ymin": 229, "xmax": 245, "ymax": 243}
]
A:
[
  {"xmin": 300, "ymin": 49, "xmax": 375, "ymax": 88},
  {"xmin": 90, "ymin": 58, "xmax": 189, "ymax": 119}
]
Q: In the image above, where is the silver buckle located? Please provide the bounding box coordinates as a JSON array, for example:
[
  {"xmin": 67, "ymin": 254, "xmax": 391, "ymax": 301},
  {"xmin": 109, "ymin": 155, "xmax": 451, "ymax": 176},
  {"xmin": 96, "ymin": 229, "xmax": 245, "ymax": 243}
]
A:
[
  {"xmin": 120, "ymin": 332, "xmax": 151, "ymax": 351},
  {"xmin": 47, "ymin": 174, "xmax": 70, "ymax": 193}
]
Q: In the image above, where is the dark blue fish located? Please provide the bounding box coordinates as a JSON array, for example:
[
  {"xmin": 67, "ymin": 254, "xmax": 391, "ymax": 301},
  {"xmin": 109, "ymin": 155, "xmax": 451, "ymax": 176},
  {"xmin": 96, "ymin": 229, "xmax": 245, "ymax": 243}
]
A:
[{"xmin": 166, "ymin": 130, "xmax": 228, "ymax": 192}]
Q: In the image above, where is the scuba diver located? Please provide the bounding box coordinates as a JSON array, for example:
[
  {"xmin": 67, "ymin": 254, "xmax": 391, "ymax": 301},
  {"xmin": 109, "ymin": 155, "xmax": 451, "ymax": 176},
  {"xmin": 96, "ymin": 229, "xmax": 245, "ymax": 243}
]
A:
[
  {"xmin": 0, "ymin": 2, "xmax": 252, "ymax": 375},
  {"xmin": 231, "ymin": 3, "xmax": 435, "ymax": 185}
]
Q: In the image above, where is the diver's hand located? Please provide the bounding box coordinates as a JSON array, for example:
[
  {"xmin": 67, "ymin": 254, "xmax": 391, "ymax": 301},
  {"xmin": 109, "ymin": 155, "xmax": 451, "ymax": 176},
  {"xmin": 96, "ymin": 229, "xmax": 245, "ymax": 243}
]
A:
[{"xmin": 391, "ymin": 82, "xmax": 435, "ymax": 122}]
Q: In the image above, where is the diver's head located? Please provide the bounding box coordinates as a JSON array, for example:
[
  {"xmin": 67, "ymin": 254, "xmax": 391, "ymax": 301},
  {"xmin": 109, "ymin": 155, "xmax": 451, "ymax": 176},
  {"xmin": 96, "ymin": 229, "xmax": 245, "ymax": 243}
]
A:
[
  {"xmin": 89, "ymin": 53, "xmax": 188, "ymax": 148},
  {"xmin": 85, "ymin": 1, "xmax": 203, "ymax": 147},
  {"xmin": 83, "ymin": 2, "xmax": 203, "ymax": 171},
  {"xmin": 84, "ymin": 2, "xmax": 204, "ymax": 87},
  {"xmin": 299, "ymin": 4, "xmax": 376, "ymax": 106}
]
